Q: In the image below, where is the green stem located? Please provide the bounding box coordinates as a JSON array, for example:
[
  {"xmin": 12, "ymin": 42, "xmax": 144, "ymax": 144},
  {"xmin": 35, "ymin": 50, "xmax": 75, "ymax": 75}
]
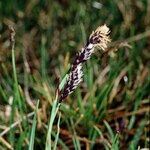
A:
[
  {"xmin": 45, "ymin": 94, "xmax": 60, "ymax": 150},
  {"xmin": 11, "ymin": 33, "xmax": 22, "ymax": 109}
]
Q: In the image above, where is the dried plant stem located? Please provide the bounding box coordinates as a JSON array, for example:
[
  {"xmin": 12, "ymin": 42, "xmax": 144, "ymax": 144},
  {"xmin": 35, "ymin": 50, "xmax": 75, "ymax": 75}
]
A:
[
  {"xmin": 0, "ymin": 137, "xmax": 13, "ymax": 150},
  {"xmin": 23, "ymin": 48, "xmax": 36, "ymax": 110},
  {"xmin": 107, "ymin": 29, "xmax": 150, "ymax": 52},
  {"xmin": 0, "ymin": 112, "xmax": 35, "ymax": 137}
]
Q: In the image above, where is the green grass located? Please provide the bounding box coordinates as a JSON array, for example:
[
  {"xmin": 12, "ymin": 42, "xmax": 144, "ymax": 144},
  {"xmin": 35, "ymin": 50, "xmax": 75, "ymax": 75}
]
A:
[
  {"xmin": 0, "ymin": 0, "xmax": 150, "ymax": 149},
  {"xmin": 28, "ymin": 100, "xmax": 39, "ymax": 150}
]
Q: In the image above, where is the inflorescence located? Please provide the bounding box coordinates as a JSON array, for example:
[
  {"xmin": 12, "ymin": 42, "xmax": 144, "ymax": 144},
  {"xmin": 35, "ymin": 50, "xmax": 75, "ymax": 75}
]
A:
[{"xmin": 59, "ymin": 24, "xmax": 111, "ymax": 102}]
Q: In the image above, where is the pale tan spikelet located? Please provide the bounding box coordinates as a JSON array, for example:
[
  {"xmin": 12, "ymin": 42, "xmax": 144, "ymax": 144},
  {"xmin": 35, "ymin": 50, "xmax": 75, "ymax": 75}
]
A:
[{"xmin": 89, "ymin": 24, "xmax": 111, "ymax": 51}]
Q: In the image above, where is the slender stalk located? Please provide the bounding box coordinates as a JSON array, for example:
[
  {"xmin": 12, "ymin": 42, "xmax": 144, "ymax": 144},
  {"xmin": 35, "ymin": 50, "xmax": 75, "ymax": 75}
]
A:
[
  {"xmin": 9, "ymin": 26, "xmax": 22, "ymax": 108},
  {"xmin": 28, "ymin": 100, "xmax": 39, "ymax": 150},
  {"xmin": 53, "ymin": 112, "xmax": 61, "ymax": 150},
  {"xmin": 45, "ymin": 93, "xmax": 60, "ymax": 150},
  {"xmin": 9, "ymin": 26, "xmax": 22, "ymax": 146}
]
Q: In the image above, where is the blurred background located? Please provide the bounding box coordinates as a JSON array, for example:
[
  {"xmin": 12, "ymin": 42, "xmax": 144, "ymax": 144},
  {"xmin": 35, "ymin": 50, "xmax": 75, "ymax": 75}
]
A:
[{"xmin": 0, "ymin": 0, "xmax": 150, "ymax": 149}]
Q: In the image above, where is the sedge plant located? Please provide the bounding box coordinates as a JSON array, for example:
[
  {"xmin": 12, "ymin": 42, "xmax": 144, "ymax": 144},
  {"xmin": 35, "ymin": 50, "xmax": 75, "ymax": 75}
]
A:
[{"xmin": 45, "ymin": 24, "xmax": 111, "ymax": 149}]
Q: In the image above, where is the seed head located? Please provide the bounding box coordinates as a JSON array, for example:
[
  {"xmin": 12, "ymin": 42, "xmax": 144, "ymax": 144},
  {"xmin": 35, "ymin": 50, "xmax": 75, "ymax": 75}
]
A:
[{"xmin": 59, "ymin": 25, "xmax": 111, "ymax": 102}]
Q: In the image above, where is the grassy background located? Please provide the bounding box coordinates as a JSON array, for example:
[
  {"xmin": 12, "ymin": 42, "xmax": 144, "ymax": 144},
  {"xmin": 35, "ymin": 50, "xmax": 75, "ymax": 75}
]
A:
[{"xmin": 0, "ymin": 0, "xmax": 150, "ymax": 149}]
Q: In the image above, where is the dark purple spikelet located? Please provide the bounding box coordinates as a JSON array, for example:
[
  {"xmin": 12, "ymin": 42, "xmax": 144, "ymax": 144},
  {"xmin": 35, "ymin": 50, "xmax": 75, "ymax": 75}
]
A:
[
  {"xmin": 59, "ymin": 25, "xmax": 110, "ymax": 102},
  {"xmin": 59, "ymin": 63, "xmax": 83, "ymax": 102}
]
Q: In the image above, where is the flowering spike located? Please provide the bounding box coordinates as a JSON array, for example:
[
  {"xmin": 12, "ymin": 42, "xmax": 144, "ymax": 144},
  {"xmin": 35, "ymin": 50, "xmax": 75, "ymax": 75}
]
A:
[{"xmin": 59, "ymin": 25, "xmax": 111, "ymax": 102}]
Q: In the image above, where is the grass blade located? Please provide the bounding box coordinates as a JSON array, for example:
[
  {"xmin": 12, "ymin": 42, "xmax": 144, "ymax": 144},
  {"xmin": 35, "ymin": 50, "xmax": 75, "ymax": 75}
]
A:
[
  {"xmin": 53, "ymin": 112, "xmax": 61, "ymax": 150},
  {"xmin": 28, "ymin": 100, "xmax": 39, "ymax": 150},
  {"xmin": 45, "ymin": 98, "xmax": 60, "ymax": 150}
]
